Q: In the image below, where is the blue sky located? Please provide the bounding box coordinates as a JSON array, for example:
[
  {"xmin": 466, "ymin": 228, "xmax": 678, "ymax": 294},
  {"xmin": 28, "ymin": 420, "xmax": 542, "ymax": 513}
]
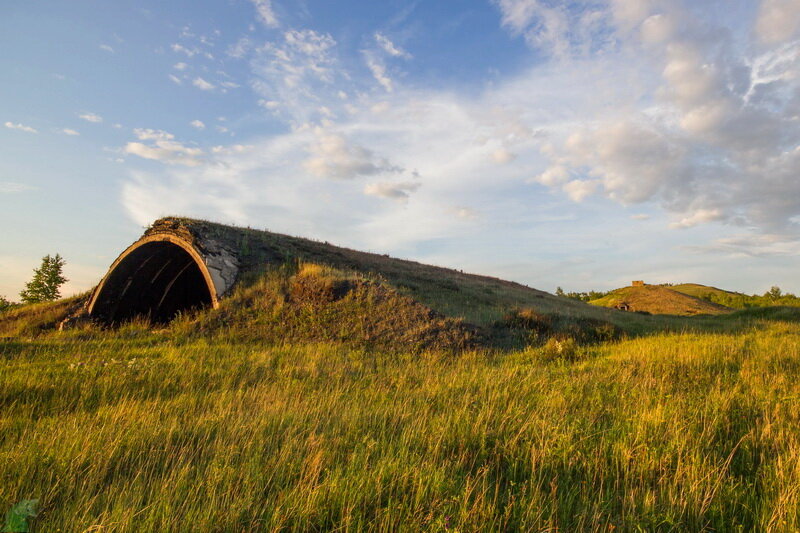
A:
[{"xmin": 3, "ymin": 0, "xmax": 800, "ymax": 300}]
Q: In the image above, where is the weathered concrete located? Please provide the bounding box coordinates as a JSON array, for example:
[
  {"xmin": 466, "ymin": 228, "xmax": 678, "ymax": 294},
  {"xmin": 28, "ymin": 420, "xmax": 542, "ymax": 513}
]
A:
[{"xmin": 86, "ymin": 218, "xmax": 239, "ymax": 324}]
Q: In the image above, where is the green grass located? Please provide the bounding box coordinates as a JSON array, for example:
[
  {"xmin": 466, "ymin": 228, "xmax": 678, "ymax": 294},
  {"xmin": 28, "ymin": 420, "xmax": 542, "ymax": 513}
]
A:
[{"xmin": 2, "ymin": 316, "xmax": 800, "ymax": 531}]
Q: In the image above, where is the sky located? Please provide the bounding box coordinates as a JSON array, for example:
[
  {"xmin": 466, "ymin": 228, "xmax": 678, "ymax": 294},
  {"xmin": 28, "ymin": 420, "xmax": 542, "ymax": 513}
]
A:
[{"xmin": 3, "ymin": 0, "xmax": 800, "ymax": 300}]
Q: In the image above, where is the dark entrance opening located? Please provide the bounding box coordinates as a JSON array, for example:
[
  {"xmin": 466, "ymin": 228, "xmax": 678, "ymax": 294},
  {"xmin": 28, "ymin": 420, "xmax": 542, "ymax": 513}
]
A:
[{"xmin": 90, "ymin": 241, "xmax": 213, "ymax": 325}]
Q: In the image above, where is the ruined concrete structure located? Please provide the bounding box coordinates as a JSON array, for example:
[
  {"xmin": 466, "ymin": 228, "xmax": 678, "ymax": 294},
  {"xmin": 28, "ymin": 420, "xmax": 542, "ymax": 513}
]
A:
[
  {"xmin": 632, "ymin": 280, "xmax": 645, "ymax": 287},
  {"xmin": 87, "ymin": 219, "xmax": 239, "ymax": 324}
]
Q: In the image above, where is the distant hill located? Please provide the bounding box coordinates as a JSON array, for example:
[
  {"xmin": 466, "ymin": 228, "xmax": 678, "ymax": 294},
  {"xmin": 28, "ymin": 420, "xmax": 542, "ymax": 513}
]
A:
[
  {"xmin": 589, "ymin": 284, "xmax": 732, "ymax": 316},
  {"xmin": 670, "ymin": 283, "xmax": 744, "ymax": 300}
]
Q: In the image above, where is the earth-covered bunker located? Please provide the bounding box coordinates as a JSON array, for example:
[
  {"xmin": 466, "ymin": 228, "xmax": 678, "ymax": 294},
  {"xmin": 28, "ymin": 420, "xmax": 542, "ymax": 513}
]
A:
[{"xmin": 88, "ymin": 220, "xmax": 239, "ymax": 325}]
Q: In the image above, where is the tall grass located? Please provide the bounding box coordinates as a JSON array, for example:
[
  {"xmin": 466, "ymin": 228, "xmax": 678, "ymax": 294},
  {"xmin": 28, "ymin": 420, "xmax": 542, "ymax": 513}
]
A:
[{"xmin": 2, "ymin": 320, "xmax": 799, "ymax": 531}]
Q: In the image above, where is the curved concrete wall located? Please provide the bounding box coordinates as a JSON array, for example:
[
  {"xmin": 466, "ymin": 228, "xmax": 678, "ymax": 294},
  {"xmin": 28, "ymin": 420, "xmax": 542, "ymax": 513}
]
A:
[{"xmin": 86, "ymin": 221, "xmax": 239, "ymax": 323}]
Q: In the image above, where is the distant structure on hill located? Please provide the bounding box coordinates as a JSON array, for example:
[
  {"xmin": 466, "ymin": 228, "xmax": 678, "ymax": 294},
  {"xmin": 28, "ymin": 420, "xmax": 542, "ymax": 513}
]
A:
[{"xmin": 632, "ymin": 280, "xmax": 645, "ymax": 287}]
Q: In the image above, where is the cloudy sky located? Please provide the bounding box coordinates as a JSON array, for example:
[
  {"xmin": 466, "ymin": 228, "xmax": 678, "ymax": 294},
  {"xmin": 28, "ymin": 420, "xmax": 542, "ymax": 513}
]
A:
[{"xmin": 3, "ymin": 0, "xmax": 800, "ymax": 300}]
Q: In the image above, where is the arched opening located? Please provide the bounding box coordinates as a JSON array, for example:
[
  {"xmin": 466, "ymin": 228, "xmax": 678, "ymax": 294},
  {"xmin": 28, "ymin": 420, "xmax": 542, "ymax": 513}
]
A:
[{"xmin": 89, "ymin": 240, "xmax": 215, "ymax": 325}]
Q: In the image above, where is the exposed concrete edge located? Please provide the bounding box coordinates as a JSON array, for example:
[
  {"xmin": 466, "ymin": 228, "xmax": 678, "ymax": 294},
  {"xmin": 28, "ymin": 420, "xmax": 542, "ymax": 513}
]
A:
[{"xmin": 87, "ymin": 232, "xmax": 239, "ymax": 316}]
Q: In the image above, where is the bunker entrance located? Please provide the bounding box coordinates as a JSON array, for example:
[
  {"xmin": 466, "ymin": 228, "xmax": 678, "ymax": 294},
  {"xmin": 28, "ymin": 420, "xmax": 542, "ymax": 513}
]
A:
[{"xmin": 90, "ymin": 241, "xmax": 213, "ymax": 325}]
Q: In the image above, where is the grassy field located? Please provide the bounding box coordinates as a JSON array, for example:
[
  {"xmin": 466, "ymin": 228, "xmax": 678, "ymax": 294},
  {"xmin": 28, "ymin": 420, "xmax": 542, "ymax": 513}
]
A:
[
  {"xmin": 2, "ymin": 310, "xmax": 800, "ymax": 531},
  {"xmin": 2, "ymin": 233, "xmax": 800, "ymax": 531}
]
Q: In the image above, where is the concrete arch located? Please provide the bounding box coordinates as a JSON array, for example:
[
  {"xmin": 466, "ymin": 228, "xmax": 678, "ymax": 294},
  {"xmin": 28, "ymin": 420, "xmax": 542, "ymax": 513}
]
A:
[{"xmin": 88, "ymin": 233, "xmax": 236, "ymax": 324}]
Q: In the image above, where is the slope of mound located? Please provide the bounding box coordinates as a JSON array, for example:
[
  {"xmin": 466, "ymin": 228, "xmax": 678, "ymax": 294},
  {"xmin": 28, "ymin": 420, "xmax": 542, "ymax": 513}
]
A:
[
  {"xmin": 148, "ymin": 217, "xmax": 651, "ymax": 330},
  {"xmin": 670, "ymin": 283, "xmax": 743, "ymax": 299},
  {"xmin": 589, "ymin": 285, "xmax": 732, "ymax": 316},
  {"xmin": 187, "ymin": 263, "xmax": 478, "ymax": 352},
  {"xmin": 0, "ymin": 295, "xmax": 86, "ymax": 337}
]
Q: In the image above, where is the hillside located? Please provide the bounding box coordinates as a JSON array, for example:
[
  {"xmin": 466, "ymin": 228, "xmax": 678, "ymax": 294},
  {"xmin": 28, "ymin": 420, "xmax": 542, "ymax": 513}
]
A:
[
  {"xmin": 589, "ymin": 284, "xmax": 732, "ymax": 316},
  {"xmin": 670, "ymin": 283, "xmax": 743, "ymax": 300},
  {"xmin": 77, "ymin": 217, "xmax": 674, "ymax": 342},
  {"xmin": 2, "ymin": 218, "xmax": 749, "ymax": 347},
  {"xmin": 154, "ymin": 217, "xmax": 626, "ymax": 326}
]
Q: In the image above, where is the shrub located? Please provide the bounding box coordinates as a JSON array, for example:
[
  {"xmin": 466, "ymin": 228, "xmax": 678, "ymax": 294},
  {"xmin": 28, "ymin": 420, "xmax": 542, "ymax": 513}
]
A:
[{"xmin": 540, "ymin": 337, "xmax": 581, "ymax": 361}]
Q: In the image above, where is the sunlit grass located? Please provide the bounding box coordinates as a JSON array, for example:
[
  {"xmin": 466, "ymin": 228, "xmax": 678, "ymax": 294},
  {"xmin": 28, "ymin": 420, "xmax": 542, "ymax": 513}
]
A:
[{"xmin": 2, "ymin": 320, "xmax": 800, "ymax": 531}]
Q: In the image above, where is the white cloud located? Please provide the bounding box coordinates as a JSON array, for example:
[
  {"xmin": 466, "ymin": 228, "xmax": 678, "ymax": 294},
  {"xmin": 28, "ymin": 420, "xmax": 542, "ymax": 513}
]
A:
[
  {"xmin": 4, "ymin": 121, "xmax": 37, "ymax": 133},
  {"xmin": 491, "ymin": 147, "xmax": 517, "ymax": 164},
  {"xmin": 78, "ymin": 112, "xmax": 103, "ymax": 123},
  {"xmin": 304, "ymin": 129, "xmax": 402, "ymax": 179},
  {"xmin": 363, "ymin": 181, "xmax": 420, "ymax": 202},
  {"xmin": 755, "ymin": 0, "xmax": 800, "ymax": 44},
  {"xmin": 631, "ymin": 213, "xmax": 650, "ymax": 220},
  {"xmin": 61, "ymin": 128, "xmax": 80, "ymax": 136},
  {"xmin": 120, "ymin": 1, "xmax": 800, "ymax": 261},
  {"xmin": 99, "ymin": 44, "xmax": 114, "ymax": 53},
  {"xmin": 374, "ymin": 32, "xmax": 411, "ymax": 59},
  {"xmin": 492, "ymin": 0, "xmax": 613, "ymax": 57},
  {"xmin": 123, "ymin": 128, "xmax": 204, "ymax": 166},
  {"xmin": 250, "ymin": 0, "xmax": 279, "ymax": 28},
  {"xmin": 365, "ymin": 54, "xmax": 393, "ymax": 92},
  {"xmin": 453, "ymin": 206, "xmax": 479, "ymax": 220},
  {"xmin": 174, "ymin": 62, "xmax": 188, "ymax": 70},
  {"xmin": 192, "ymin": 77, "xmax": 215, "ymax": 91},
  {"xmin": 168, "ymin": 74, "xmax": 183, "ymax": 85},
  {"xmin": 562, "ymin": 179, "xmax": 598, "ymax": 202},
  {"xmin": 171, "ymin": 43, "xmax": 198, "ymax": 57},
  {"xmin": 670, "ymin": 209, "xmax": 724, "ymax": 229},
  {"xmin": 528, "ymin": 0, "xmax": 800, "ymax": 236},
  {"xmin": 250, "ymin": 29, "xmax": 339, "ymax": 124},
  {"xmin": 190, "ymin": 120, "xmax": 206, "ymax": 130}
]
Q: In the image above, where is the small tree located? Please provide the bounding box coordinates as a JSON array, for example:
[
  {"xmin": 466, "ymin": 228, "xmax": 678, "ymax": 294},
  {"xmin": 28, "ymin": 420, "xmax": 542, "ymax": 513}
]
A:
[
  {"xmin": 555, "ymin": 286, "xmax": 565, "ymax": 297},
  {"xmin": 766, "ymin": 286, "xmax": 783, "ymax": 301},
  {"xmin": 19, "ymin": 254, "xmax": 68, "ymax": 304},
  {"xmin": 0, "ymin": 295, "xmax": 12, "ymax": 312}
]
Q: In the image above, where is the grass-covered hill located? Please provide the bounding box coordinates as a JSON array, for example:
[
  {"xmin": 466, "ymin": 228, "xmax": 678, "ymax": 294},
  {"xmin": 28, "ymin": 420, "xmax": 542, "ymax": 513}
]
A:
[
  {"xmin": 152, "ymin": 217, "xmax": 632, "ymax": 327},
  {"xmin": 4, "ymin": 217, "xmax": 683, "ymax": 347},
  {"xmin": 589, "ymin": 284, "xmax": 732, "ymax": 316},
  {"xmin": 670, "ymin": 283, "xmax": 742, "ymax": 300}
]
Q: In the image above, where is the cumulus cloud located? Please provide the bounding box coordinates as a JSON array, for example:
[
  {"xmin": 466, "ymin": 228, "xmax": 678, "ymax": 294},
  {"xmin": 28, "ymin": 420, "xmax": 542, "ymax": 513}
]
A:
[
  {"xmin": 4, "ymin": 121, "xmax": 37, "ymax": 133},
  {"xmin": 123, "ymin": 129, "xmax": 204, "ymax": 166},
  {"xmin": 529, "ymin": 0, "xmax": 800, "ymax": 236},
  {"xmin": 304, "ymin": 129, "xmax": 402, "ymax": 179},
  {"xmin": 192, "ymin": 77, "xmax": 215, "ymax": 91},
  {"xmin": 562, "ymin": 179, "xmax": 598, "ymax": 202},
  {"xmin": 61, "ymin": 128, "xmax": 80, "ymax": 136},
  {"xmin": 755, "ymin": 0, "xmax": 800, "ymax": 44},
  {"xmin": 491, "ymin": 147, "xmax": 517, "ymax": 164},
  {"xmin": 670, "ymin": 208, "xmax": 725, "ymax": 229},
  {"xmin": 174, "ymin": 62, "xmax": 188, "ymax": 70},
  {"xmin": 363, "ymin": 181, "xmax": 420, "ymax": 202},
  {"xmin": 190, "ymin": 119, "xmax": 206, "ymax": 130},
  {"xmin": 78, "ymin": 112, "xmax": 103, "ymax": 123}
]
